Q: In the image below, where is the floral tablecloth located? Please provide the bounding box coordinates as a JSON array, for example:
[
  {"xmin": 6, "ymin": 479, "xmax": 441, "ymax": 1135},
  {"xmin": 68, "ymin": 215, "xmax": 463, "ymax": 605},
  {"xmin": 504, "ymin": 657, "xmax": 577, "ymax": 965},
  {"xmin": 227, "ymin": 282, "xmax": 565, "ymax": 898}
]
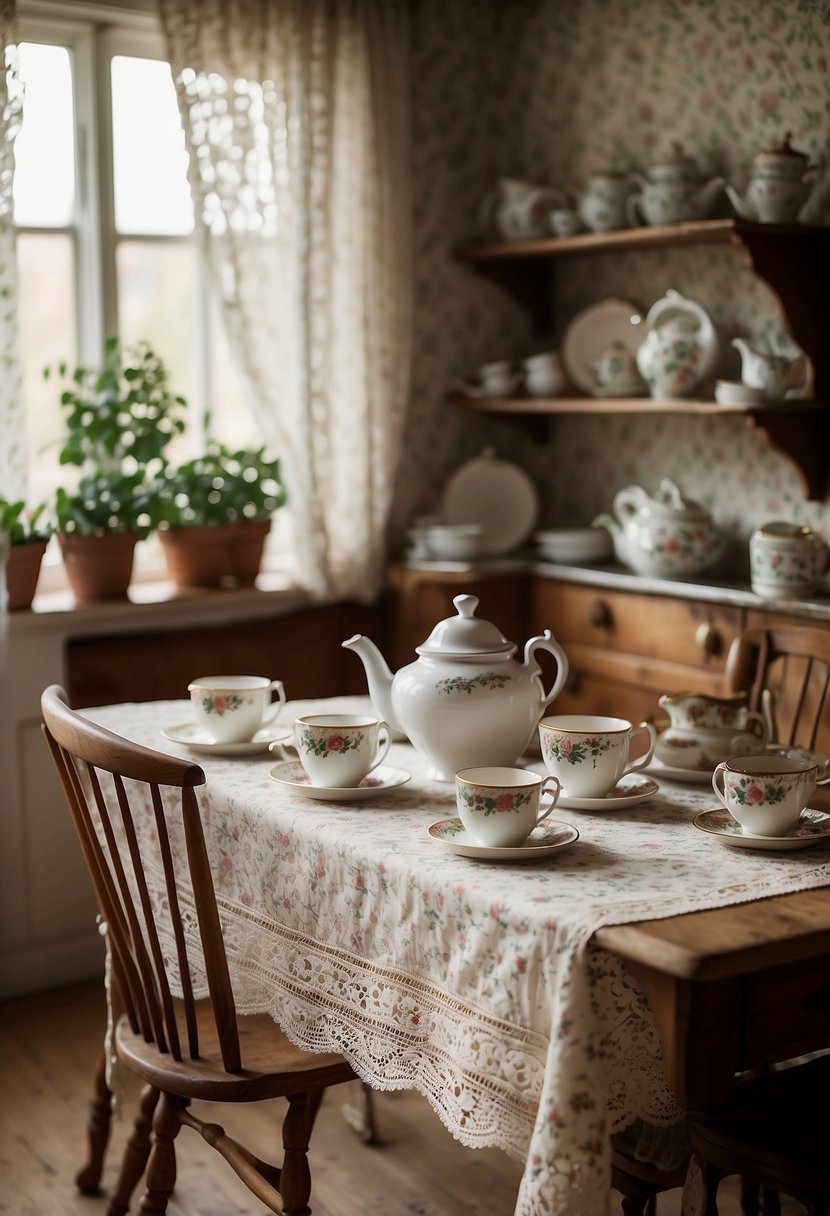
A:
[{"xmin": 85, "ymin": 697, "xmax": 830, "ymax": 1216}]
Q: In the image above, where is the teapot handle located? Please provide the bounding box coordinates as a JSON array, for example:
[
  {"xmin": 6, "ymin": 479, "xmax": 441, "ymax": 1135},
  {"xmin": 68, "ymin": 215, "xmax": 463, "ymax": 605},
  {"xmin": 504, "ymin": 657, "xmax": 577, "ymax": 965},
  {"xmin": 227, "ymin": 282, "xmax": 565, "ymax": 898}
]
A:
[
  {"xmin": 612, "ymin": 484, "xmax": 649, "ymax": 523},
  {"xmin": 626, "ymin": 192, "xmax": 644, "ymax": 228},
  {"xmin": 524, "ymin": 630, "xmax": 570, "ymax": 710}
]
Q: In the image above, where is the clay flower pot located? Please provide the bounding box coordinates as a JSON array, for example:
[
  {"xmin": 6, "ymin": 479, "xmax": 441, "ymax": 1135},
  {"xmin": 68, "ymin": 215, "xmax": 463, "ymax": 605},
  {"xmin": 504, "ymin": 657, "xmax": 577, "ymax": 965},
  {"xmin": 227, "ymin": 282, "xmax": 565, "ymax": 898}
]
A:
[
  {"xmin": 159, "ymin": 519, "xmax": 271, "ymax": 589},
  {"xmin": 5, "ymin": 539, "xmax": 48, "ymax": 610},
  {"xmin": 58, "ymin": 531, "xmax": 138, "ymax": 603}
]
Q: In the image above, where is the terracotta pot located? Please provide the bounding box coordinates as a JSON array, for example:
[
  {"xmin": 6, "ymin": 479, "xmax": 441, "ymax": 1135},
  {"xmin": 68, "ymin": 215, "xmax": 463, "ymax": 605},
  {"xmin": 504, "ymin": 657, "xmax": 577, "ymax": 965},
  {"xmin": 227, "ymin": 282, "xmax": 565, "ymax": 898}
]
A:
[
  {"xmin": 59, "ymin": 531, "xmax": 138, "ymax": 602},
  {"xmin": 5, "ymin": 539, "xmax": 48, "ymax": 610},
  {"xmin": 159, "ymin": 520, "xmax": 271, "ymax": 589}
]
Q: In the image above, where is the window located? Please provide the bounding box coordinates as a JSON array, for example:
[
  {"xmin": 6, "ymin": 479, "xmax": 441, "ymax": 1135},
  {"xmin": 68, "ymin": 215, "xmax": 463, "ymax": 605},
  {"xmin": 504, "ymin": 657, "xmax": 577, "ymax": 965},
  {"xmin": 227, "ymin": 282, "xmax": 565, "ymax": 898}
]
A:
[{"xmin": 13, "ymin": 7, "xmax": 257, "ymax": 514}]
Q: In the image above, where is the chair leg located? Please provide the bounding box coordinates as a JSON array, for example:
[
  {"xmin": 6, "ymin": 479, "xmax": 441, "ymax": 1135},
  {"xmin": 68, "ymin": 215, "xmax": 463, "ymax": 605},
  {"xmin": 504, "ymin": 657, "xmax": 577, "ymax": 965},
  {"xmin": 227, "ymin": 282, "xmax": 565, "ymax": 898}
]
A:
[
  {"xmin": 281, "ymin": 1091, "xmax": 316, "ymax": 1216},
  {"xmin": 139, "ymin": 1091, "xmax": 185, "ymax": 1214},
  {"xmin": 761, "ymin": 1187, "xmax": 781, "ymax": 1216},
  {"xmin": 75, "ymin": 1049, "xmax": 113, "ymax": 1194},
  {"xmin": 697, "ymin": 1156, "xmax": 722, "ymax": 1216},
  {"xmin": 107, "ymin": 1085, "xmax": 159, "ymax": 1216},
  {"xmin": 740, "ymin": 1177, "xmax": 761, "ymax": 1215}
]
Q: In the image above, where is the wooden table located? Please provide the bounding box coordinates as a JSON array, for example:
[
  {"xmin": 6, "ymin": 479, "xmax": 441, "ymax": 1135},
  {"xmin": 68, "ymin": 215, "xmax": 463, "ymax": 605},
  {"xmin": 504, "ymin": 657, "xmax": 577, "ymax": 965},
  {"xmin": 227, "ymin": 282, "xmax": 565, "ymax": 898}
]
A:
[{"xmin": 597, "ymin": 796, "xmax": 830, "ymax": 1114}]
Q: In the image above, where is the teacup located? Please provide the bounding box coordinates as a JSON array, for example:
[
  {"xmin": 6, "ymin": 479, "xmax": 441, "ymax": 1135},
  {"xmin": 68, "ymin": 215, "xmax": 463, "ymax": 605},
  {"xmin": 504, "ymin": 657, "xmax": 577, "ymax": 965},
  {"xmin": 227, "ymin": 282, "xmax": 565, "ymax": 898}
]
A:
[
  {"xmin": 289, "ymin": 715, "xmax": 391, "ymax": 787},
  {"xmin": 455, "ymin": 766, "xmax": 561, "ymax": 848},
  {"xmin": 712, "ymin": 753, "xmax": 819, "ymax": 837},
  {"xmin": 539, "ymin": 714, "xmax": 656, "ymax": 798},
  {"xmin": 188, "ymin": 675, "xmax": 285, "ymax": 744},
  {"xmin": 479, "ymin": 360, "xmax": 521, "ymax": 398}
]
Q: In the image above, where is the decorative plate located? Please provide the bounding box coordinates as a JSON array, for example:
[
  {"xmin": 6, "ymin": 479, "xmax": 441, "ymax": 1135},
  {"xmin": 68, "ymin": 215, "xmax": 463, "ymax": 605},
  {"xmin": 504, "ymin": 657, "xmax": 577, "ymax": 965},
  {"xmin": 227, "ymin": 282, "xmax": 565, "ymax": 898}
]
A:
[
  {"xmin": 560, "ymin": 297, "xmax": 644, "ymax": 396},
  {"xmin": 427, "ymin": 816, "xmax": 578, "ymax": 861},
  {"xmin": 440, "ymin": 452, "xmax": 539, "ymax": 556},
  {"xmin": 692, "ymin": 808, "xmax": 830, "ymax": 851}
]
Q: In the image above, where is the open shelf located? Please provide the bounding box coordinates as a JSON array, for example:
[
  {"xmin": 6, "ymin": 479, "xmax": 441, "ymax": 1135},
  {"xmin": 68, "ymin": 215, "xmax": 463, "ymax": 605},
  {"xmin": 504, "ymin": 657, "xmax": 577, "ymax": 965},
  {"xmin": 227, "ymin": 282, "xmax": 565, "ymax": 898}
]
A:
[{"xmin": 453, "ymin": 220, "xmax": 830, "ymax": 500}]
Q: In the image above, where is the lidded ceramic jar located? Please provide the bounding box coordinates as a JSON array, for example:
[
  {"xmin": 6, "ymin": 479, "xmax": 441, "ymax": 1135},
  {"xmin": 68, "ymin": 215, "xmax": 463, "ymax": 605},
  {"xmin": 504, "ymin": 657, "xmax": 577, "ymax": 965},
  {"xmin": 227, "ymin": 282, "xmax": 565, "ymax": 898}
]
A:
[{"xmin": 749, "ymin": 521, "xmax": 829, "ymax": 600}]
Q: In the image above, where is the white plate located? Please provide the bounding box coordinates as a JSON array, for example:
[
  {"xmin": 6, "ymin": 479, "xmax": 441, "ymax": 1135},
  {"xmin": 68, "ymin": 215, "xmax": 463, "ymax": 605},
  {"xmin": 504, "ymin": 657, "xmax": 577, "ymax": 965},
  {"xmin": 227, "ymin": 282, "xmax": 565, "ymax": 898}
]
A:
[
  {"xmin": 560, "ymin": 298, "xmax": 644, "ymax": 396},
  {"xmin": 268, "ymin": 761, "xmax": 411, "ymax": 801},
  {"xmin": 556, "ymin": 775, "xmax": 659, "ymax": 811},
  {"xmin": 646, "ymin": 757, "xmax": 714, "ymax": 784},
  {"xmin": 162, "ymin": 722, "xmax": 292, "ymax": 756},
  {"xmin": 440, "ymin": 453, "xmax": 538, "ymax": 556},
  {"xmin": 427, "ymin": 816, "xmax": 578, "ymax": 861},
  {"xmin": 692, "ymin": 808, "xmax": 830, "ymax": 851}
]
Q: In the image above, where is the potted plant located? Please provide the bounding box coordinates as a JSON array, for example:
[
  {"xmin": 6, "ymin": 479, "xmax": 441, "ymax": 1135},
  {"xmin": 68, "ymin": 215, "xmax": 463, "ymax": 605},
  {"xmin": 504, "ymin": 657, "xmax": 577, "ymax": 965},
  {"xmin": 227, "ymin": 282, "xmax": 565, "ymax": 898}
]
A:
[
  {"xmin": 0, "ymin": 499, "xmax": 53, "ymax": 610},
  {"xmin": 46, "ymin": 338, "xmax": 186, "ymax": 602},
  {"xmin": 156, "ymin": 442, "xmax": 286, "ymax": 588}
]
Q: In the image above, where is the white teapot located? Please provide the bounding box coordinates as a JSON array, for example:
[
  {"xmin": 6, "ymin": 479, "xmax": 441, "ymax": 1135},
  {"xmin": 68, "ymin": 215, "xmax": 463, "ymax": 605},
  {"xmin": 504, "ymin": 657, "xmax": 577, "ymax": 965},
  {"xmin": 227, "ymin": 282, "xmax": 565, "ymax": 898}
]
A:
[
  {"xmin": 635, "ymin": 289, "xmax": 719, "ymax": 398},
  {"xmin": 593, "ymin": 478, "xmax": 725, "ymax": 578},
  {"xmin": 627, "ymin": 143, "xmax": 724, "ymax": 227},
  {"xmin": 732, "ymin": 338, "xmax": 810, "ymax": 401},
  {"xmin": 725, "ymin": 134, "xmax": 823, "ymax": 224},
  {"xmin": 343, "ymin": 594, "xmax": 569, "ymax": 782},
  {"xmin": 480, "ymin": 177, "xmax": 564, "ymax": 241}
]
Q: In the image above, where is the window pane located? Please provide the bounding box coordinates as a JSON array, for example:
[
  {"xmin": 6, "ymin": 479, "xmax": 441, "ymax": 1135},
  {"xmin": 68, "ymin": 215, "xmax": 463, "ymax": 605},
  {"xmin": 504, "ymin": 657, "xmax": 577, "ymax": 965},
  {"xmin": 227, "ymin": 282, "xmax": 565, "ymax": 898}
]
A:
[
  {"xmin": 14, "ymin": 43, "xmax": 75, "ymax": 227},
  {"xmin": 112, "ymin": 55, "xmax": 193, "ymax": 236},
  {"xmin": 17, "ymin": 233, "xmax": 77, "ymax": 503},
  {"xmin": 117, "ymin": 239, "xmax": 199, "ymax": 459}
]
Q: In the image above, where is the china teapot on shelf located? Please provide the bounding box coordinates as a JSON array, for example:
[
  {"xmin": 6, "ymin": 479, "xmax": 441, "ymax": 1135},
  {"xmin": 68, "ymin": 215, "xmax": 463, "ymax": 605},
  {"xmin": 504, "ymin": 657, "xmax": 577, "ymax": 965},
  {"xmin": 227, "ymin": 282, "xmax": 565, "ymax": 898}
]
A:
[
  {"xmin": 343, "ymin": 594, "xmax": 569, "ymax": 782},
  {"xmin": 635, "ymin": 289, "xmax": 719, "ymax": 398},
  {"xmin": 731, "ymin": 338, "xmax": 810, "ymax": 402},
  {"xmin": 593, "ymin": 478, "xmax": 726, "ymax": 578},
  {"xmin": 626, "ymin": 143, "xmax": 724, "ymax": 227},
  {"xmin": 725, "ymin": 134, "xmax": 824, "ymax": 225},
  {"xmin": 480, "ymin": 177, "xmax": 564, "ymax": 241}
]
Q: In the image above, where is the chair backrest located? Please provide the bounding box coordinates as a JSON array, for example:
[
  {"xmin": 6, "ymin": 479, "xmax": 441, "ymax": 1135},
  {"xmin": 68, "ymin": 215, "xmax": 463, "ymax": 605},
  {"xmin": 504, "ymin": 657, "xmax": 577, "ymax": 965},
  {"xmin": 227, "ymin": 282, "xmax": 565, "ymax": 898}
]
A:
[
  {"xmin": 41, "ymin": 684, "xmax": 242, "ymax": 1072},
  {"xmin": 726, "ymin": 624, "xmax": 830, "ymax": 754}
]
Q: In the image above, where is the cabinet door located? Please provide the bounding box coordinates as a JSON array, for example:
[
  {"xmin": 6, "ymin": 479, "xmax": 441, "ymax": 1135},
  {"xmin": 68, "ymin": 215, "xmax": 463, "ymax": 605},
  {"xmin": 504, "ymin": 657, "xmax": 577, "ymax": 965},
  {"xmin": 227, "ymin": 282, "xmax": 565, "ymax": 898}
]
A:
[{"xmin": 531, "ymin": 579, "xmax": 743, "ymax": 724}]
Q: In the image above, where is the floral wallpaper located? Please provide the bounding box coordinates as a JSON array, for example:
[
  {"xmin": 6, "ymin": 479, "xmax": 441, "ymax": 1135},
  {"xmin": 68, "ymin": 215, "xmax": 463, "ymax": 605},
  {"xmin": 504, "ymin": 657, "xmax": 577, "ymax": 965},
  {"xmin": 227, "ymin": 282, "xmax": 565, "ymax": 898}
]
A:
[{"xmin": 392, "ymin": 0, "xmax": 830, "ymax": 552}]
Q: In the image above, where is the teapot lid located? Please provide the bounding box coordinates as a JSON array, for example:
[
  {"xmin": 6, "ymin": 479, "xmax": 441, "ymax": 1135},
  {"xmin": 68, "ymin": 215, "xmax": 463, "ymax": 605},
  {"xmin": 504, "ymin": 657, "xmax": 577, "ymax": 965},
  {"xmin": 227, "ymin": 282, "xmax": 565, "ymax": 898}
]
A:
[
  {"xmin": 756, "ymin": 132, "xmax": 809, "ymax": 163},
  {"xmin": 416, "ymin": 594, "xmax": 516, "ymax": 658},
  {"xmin": 648, "ymin": 479, "xmax": 714, "ymax": 522}
]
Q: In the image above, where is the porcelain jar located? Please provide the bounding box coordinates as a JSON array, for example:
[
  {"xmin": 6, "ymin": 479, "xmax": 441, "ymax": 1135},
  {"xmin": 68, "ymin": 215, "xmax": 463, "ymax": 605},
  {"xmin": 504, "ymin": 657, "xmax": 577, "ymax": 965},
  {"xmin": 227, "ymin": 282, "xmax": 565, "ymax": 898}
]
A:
[
  {"xmin": 343, "ymin": 594, "xmax": 569, "ymax": 781},
  {"xmin": 725, "ymin": 134, "xmax": 822, "ymax": 224},
  {"xmin": 749, "ymin": 522, "xmax": 830, "ymax": 600}
]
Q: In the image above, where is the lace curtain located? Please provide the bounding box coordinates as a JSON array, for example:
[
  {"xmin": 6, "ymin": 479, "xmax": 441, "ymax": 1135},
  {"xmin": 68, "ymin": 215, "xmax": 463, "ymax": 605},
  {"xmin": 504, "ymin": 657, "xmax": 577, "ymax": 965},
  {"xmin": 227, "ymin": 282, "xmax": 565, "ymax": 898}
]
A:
[
  {"xmin": 0, "ymin": 0, "xmax": 24, "ymax": 503},
  {"xmin": 158, "ymin": 0, "xmax": 413, "ymax": 601}
]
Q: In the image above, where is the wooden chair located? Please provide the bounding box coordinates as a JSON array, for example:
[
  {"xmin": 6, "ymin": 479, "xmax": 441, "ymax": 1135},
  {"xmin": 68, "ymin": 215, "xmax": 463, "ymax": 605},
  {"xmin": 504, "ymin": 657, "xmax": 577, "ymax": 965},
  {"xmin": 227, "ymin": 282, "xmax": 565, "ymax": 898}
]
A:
[
  {"xmin": 42, "ymin": 684, "xmax": 357, "ymax": 1216},
  {"xmin": 687, "ymin": 1054, "xmax": 830, "ymax": 1215},
  {"xmin": 726, "ymin": 622, "xmax": 830, "ymax": 755},
  {"xmin": 611, "ymin": 1140, "xmax": 689, "ymax": 1215}
]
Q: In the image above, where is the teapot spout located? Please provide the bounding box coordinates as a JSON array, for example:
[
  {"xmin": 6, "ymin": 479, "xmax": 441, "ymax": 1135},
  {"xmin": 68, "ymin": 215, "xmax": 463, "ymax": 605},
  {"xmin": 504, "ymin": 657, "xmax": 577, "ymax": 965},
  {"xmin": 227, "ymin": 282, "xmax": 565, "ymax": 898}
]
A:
[
  {"xmin": 341, "ymin": 634, "xmax": 403, "ymax": 735},
  {"xmin": 724, "ymin": 183, "xmax": 758, "ymax": 222}
]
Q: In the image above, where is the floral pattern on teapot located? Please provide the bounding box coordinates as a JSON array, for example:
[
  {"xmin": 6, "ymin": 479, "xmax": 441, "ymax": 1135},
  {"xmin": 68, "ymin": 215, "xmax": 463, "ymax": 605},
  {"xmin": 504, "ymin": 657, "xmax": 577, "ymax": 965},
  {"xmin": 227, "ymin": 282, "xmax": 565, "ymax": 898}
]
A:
[{"xmin": 437, "ymin": 671, "xmax": 511, "ymax": 695}]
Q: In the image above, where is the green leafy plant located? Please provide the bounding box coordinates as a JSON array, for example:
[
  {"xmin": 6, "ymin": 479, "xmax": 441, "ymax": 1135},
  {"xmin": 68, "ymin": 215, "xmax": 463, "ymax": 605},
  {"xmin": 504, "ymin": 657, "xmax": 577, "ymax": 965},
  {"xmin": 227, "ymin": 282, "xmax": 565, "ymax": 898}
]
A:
[
  {"xmin": 45, "ymin": 337, "xmax": 187, "ymax": 536},
  {"xmin": 157, "ymin": 442, "xmax": 286, "ymax": 530},
  {"xmin": 0, "ymin": 498, "xmax": 52, "ymax": 545}
]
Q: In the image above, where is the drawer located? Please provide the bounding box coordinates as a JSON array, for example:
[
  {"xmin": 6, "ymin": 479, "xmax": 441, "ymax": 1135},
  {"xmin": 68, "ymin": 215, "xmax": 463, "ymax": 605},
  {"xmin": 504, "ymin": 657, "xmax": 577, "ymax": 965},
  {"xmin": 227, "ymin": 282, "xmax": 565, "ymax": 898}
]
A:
[
  {"xmin": 532, "ymin": 580, "xmax": 742, "ymax": 673},
  {"xmin": 741, "ymin": 956, "xmax": 830, "ymax": 1070}
]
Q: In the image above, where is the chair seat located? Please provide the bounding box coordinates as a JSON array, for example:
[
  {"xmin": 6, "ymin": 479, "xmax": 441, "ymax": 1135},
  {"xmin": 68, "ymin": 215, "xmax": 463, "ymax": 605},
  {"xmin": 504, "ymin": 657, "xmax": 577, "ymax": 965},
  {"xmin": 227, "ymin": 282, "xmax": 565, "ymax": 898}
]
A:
[
  {"xmin": 688, "ymin": 1055, "xmax": 830, "ymax": 1195},
  {"xmin": 116, "ymin": 1003, "xmax": 357, "ymax": 1103}
]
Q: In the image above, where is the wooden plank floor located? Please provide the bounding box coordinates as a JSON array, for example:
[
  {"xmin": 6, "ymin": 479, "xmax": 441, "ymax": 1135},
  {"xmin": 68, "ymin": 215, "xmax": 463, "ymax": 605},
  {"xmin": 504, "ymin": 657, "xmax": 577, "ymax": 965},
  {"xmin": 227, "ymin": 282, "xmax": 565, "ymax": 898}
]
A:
[{"xmin": 0, "ymin": 981, "xmax": 797, "ymax": 1216}]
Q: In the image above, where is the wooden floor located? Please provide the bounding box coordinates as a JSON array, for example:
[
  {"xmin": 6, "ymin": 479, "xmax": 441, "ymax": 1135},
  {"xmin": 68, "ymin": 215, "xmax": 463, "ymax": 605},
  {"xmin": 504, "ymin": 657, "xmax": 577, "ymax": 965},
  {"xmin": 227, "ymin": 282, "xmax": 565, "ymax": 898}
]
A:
[{"xmin": 0, "ymin": 981, "xmax": 799, "ymax": 1216}]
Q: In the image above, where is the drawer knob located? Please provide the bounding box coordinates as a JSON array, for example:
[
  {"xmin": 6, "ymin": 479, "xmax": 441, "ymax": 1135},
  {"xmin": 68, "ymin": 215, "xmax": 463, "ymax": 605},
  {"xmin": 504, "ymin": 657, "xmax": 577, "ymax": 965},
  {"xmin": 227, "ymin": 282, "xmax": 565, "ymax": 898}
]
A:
[
  {"xmin": 695, "ymin": 623, "xmax": 721, "ymax": 656},
  {"xmin": 589, "ymin": 599, "xmax": 612, "ymax": 628}
]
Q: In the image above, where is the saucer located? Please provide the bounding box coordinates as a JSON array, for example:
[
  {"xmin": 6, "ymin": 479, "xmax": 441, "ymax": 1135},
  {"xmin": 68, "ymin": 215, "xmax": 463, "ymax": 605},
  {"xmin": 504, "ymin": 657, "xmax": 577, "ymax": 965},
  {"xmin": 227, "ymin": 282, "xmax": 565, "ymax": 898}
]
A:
[
  {"xmin": 268, "ymin": 761, "xmax": 411, "ymax": 802},
  {"xmin": 556, "ymin": 774, "xmax": 659, "ymax": 811},
  {"xmin": 427, "ymin": 817, "xmax": 578, "ymax": 861},
  {"xmin": 162, "ymin": 722, "xmax": 292, "ymax": 756},
  {"xmin": 692, "ymin": 808, "xmax": 830, "ymax": 851},
  {"xmin": 646, "ymin": 757, "xmax": 714, "ymax": 784}
]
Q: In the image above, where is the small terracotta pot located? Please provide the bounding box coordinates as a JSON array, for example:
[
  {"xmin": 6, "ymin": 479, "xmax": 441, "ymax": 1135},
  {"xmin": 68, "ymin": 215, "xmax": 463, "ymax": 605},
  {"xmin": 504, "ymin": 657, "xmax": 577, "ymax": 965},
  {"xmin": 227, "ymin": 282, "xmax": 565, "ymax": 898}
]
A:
[
  {"xmin": 159, "ymin": 520, "xmax": 271, "ymax": 589},
  {"xmin": 59, "ymin": 531, "xmax": 138, "ymax": 602},
  {"xmin": 5, "ymin": 539, "xmax": 48, "ymax": 610}
]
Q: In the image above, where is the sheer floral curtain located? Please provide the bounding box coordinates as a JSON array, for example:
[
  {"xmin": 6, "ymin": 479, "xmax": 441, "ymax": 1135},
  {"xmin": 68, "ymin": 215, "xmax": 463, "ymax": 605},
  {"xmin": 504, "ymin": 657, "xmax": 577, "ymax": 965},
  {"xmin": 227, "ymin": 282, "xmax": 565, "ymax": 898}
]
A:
[
  {"xmin": 158, "ymin": 0, "xmax": 412, "ymax": 601},
  {"xmin": 0, "ymin": 0, "xmax": 24, "ymax": 505}
]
